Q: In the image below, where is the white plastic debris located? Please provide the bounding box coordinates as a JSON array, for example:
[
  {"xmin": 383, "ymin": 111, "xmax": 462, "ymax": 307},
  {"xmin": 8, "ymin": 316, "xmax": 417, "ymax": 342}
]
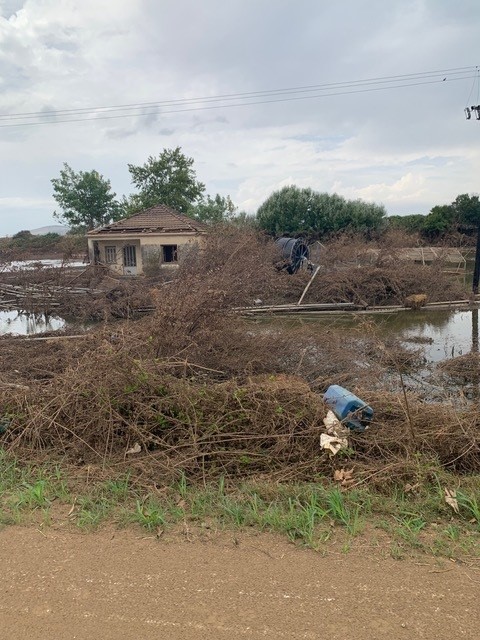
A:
[
  {"xmin": 321, "ymin": 410, "xmax": 349, "ymax": 455},
  {"xmin": 320, "ymin": 433, "xmax": 348, "ymax": 456},
  {"xmin": 126, "ymin": 442, "xmax": 142, "ymax": 455},
  {"xmin": 323, "ymin": 410, "xmax": 341, "ymax": 431}
]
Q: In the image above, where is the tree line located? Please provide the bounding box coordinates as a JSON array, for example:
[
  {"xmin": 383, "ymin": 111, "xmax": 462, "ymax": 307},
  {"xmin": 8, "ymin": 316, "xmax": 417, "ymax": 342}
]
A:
[
  {"xmin": 389, "ymin": 194, "xmax": 480, "ymax": 241},
  {"xmin": 50, "ymin": 147, "xmax": 479, "ymax": 242}
]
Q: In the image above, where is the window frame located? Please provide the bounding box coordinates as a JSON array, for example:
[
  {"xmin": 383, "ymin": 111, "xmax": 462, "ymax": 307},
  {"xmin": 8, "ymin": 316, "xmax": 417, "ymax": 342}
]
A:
[
  {"xmin": 104, "ymin": 245, "xmax": 117, "ymax": 264},
  {"xmin": 123, "ymin": 245, "xmax": 137, "ymax": 267},
  {"xmin": 162, "ymin": 244, "xmax": 178, "ymax": 263}
]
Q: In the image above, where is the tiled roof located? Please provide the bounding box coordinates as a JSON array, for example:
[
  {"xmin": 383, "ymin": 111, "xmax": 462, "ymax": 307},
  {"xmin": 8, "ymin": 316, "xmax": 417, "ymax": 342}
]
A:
[{"xmin": 88, "ymin": 205, "xmax": 207, "ymax": 235}]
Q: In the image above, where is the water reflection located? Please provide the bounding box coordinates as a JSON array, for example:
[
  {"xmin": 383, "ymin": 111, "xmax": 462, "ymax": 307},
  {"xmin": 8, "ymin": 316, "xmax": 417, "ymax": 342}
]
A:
[
  {"xmin": 2, "ymin": 259, "xmax": 85, "ymax": 272},
  {"xmin": 276, "ymin": 308, "xmax": 480, "ymax": 365},
  {"xmin": 373, "ymin": 310, "xmax": 453, "ymax": 332},
  {"xmin": 398, "ymin": 310, "xmax": 474, "ymax": 362},
  {"xmin": 0, "ymin": 311, "xmax": 65, "ymax": 336}
]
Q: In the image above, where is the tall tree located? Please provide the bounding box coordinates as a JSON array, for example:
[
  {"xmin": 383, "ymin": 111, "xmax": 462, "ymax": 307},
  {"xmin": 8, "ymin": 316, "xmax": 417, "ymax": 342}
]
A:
[
  {"xmin": 126, "ymin": 147, "xmax": 205, "ymax": 214},
  {"xmin": 256, "ymin": 186, "xmax": 320, "ymax": 236},
  {"xmin": 188, "ymin": 194, "xmax": 236, "ymax": 223},
  {"xmin": 256, "ymin": 185, "xmax": 386, "ymax": 238},
  {"xmin": 452, "ymin": 193, "xmax": 480, "ymax": 227},
  {"xmin": 51, "ymin": 163, "xmax": 120, "ymax": 231}
]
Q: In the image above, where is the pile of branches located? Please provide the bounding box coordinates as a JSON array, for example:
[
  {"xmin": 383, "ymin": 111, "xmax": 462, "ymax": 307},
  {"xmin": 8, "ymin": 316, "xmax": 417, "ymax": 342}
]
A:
[
  {"xmin": 2, "ymin": 345, "xmax": 328, "ymax": 481},
  {"xmin": 0, "ymin": 226, "xmax": 476, "ymax": 485},
  {"xmin": 298, "ymin": 235, "xmax": 468, "ymax": 306},
  {"xmin": 1, "ymin": 332, "xmax": 479, "ymax": 483},
  {"xmin": 351, "ymin": 389, "xmax": 480, "ymax": 478},
  {"xmin": 438, "ymin": 353, "xmax": 480, "ymax": 385}
]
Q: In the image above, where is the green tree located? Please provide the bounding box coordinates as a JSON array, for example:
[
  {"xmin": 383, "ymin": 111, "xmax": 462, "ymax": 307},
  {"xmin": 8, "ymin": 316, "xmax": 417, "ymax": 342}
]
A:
[
  {"xmin": 421, "ymin": 205, "xmax": 456, "ymax": 239},
  {"xmin": 51, "ymin": 163, "xmax": 120, "ymax": 231},
  {"xmin": 452, "ymin": 193, "xmax": 480, "ymax": 228},
  {"xmin": 256, "ymin": 186, "xmax": 320, "ymax": 236},
  {"xmin": 126, "ymin": 147, "xmax": 205, "ymax": 214},
  {"xmin": 256, "ymin": 185, "xmax": 386, "ymax": 238},
  {"xmin": 451, "ymin": 194, "xmax": 480, "ymax": 293},
  {"xmin": 189, "ymin": 194, "xmax": 236, "ymax": 223},
  {"xmin": 230, "ymin": 210, "xmax": 257, "ymax": 228},
  {"xmin": 388, "ymin": 214, "xmax": 426, "ymax": 233}
]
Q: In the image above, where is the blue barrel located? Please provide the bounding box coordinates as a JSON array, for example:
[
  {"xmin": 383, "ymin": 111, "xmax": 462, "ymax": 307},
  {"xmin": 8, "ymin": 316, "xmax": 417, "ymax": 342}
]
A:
[{"xmin": 323, "ymin": 385, "xmax": 373, "ymax": 431}]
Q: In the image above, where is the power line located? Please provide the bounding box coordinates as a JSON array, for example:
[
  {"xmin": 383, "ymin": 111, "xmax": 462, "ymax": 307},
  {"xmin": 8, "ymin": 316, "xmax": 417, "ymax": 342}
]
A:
[
  {"xmin": 0, "ymin": 65, "xmax": 476, "ymax": 129},
  {"xmin": 0, "ymin": 65, "xmax": 474, "ymax": 120}
]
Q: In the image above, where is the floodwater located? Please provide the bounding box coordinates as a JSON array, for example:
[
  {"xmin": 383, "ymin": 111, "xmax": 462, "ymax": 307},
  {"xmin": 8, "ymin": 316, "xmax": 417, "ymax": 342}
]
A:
[
  {"xmin": 0, "ymin": 258, "xmax": 85, "ymax": 335},
  {"xmin": 367, "ymin": 308, "xmax": 479, "ymax": 363},
  {"xmin": 281, "ymin": 307, "xmax": 480, "ymax": 365},
  {"xmin": 0, "ymin": 310, "xmax": 65, "ymax": 336},
  {"xmin": 3, "ymin": 259, "xmax": 85, "ymax": 272}
]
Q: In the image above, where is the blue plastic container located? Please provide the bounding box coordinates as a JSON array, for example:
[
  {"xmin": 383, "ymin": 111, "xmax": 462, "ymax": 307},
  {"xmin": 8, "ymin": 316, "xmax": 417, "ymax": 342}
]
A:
[{"xmin": 323, "ymin": 385, "xmax": 373, "ymax": 432}]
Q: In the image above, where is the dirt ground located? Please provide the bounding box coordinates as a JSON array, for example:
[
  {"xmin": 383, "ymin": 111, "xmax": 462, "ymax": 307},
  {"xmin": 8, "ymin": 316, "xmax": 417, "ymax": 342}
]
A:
[{"xmin": 0, "ymin": 527, "xmax": 478, "ymax": 639}]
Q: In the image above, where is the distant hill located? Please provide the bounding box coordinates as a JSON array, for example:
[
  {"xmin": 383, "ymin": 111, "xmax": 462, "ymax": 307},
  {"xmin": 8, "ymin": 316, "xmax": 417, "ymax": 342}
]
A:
[{"xmin": 29, "ymin": 225, "xmax": 69, "ymax": 236}]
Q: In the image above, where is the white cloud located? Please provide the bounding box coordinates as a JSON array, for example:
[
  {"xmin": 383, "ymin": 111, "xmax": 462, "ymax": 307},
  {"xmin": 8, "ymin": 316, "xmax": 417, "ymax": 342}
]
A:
[{"xmin": 0, "ymin": 0, "xmax": 479, "ymax": 234}]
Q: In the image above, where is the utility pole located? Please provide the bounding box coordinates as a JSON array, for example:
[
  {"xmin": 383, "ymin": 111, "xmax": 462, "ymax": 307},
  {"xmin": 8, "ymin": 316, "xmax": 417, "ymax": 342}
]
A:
[
  {"xmin": 465, "ymin": 107, "xmax": 480, "ymax": 293},
  {"xmin": 465, "ymin": 105, "xmax": 480, "ymax": 120},
  {"xmin": 474, "ymin": 225, "xmax": 480, "ymax": 295}
]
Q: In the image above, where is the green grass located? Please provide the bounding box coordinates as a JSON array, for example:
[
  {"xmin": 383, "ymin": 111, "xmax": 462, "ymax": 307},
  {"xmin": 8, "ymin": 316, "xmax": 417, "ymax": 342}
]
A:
[
  {"xmin": 456, "ymin": 491, "xmax": 480, "ymax": 525},
  {"xmin": 0, "ymin": 448, "xmax": 478, "ymax": 557},
  {"xmin": 130, "ymin": 499, "xmax": 168, "ymax": 531}
]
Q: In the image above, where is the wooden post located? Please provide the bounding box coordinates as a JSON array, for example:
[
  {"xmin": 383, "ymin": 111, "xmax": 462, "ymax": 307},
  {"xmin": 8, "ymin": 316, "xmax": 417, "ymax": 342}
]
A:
[
  {"xmin": 297, "ymin": 266, "xmax": 320, "ymax": 306},
  {"xmin": 473, "ymin": 225, "xmax": 480, "ymax": 295},
  {"xmin": 472, "ymin": 307, "xmax": 479, "ymax": 354}
]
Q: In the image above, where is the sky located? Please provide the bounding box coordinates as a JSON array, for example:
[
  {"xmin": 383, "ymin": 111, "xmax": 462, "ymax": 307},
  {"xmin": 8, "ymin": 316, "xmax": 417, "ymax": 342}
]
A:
[{"xmin": 0, "ymin": 0, "xmax": 479, "ymax": 236}]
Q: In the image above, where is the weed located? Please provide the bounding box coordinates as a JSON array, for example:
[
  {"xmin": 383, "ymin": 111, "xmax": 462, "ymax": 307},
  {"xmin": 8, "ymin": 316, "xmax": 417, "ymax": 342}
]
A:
[
  {"xmin": 393, "ymin": 511, "xmax": 427, "ymax": 547},
  {"xmin": 177, "ymin": 472, "xmax": 188, "ymax": 500},
  {"xmin": 0, "ymin": 447, "xmax": 478, "ymax": 558},
  {"xmin": 75, "ymin": 495, "xmax": 112, "ymax": 529},
  {"xmin": 326, "ymin": 488, "xmax": 364, "ymax": 535},
  {"xmin": 395, "ymin": 512, "xmax": 427, "ymax": 535},
  {"xmin": 220, "ymin": 496, "xmax": 248, "ymax": 527},
  {"xmin": 390, "ymin": 543, "xmax": 405, "ymax": 560},
  {"xmin": 102, "ymin": 474, "xmax": 131, "ymax": 502},
  {"xmin": 443, "ymin": 524, "xmax": 461, "ymax": 542},
  {"xmin": 13, "ymin": 480, "xmax": 50, "ymax": 509},
  {"xmin": 189, "ymin": 488, "xmax": 214, "ymax": 520},
  {"xmin": 132, "ymin": 499, "xmax": 167, "ymax": 532},
  {"xmin": 456, "ymin": 491, "xmax": 480, "ymax": 525}
]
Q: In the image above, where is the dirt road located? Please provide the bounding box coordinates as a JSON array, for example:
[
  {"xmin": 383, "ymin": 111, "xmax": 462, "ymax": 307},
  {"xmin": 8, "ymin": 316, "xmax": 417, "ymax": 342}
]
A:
[{"xmin": 0, "ymin": 526, "xmax": 478, "ymax": 639}]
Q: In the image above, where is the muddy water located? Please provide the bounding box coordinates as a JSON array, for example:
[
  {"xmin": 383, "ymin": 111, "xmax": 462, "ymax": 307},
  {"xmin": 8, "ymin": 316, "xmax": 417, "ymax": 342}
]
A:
[
  {"xmin": 2, "ymin": 300, "xmax": 477, "ymax": 357},
  {"xmin": 0, "ymin": 259, "xmax": 85, "ymax": 335},
  {"xmin": 271, "ymin": 307, "xmax": 479, "ymax": 400},
  {"xmin": 366, "ymin": 308, "xmax": 479, "ymax": 363},
  {"xmin": 292, "ymin": 308, "xmax": 479, "ymax": 364}
]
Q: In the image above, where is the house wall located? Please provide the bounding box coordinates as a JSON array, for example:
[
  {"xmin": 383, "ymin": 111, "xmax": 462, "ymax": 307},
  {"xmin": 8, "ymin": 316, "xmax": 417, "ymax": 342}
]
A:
[{"xmin": 87, "ymin": 233, "xmax": 205, "ymax": 276}]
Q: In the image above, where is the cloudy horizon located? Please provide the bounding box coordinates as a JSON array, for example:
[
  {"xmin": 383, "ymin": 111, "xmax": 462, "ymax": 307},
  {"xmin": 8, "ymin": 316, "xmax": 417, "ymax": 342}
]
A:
[{"xmin": 0, "ymin": 0, "xmax": 479, "ymax": 235}]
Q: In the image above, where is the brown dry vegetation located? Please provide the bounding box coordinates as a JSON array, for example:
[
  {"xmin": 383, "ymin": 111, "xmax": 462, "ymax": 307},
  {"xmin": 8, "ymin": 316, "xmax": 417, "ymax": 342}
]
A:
[
  {"xmin": 0, "ymin": 227, "xmax": 476, "ymax": 488},
  {"xmin": 1, "ymin": 325, "xmax": 478, "ymax": 486},
  {"xmin": 0, "ymin": 227, "xmax": 469, "ymax": 322},
  {"xmin": 304, "ymin": 235, "xmax": 467, "ymax": 306}
]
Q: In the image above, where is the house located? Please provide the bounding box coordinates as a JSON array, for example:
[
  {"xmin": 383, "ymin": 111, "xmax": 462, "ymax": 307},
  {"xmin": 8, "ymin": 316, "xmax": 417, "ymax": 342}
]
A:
[{"xmin": 87, "ymin": 204, "xmax": 207, "ymax": 275}]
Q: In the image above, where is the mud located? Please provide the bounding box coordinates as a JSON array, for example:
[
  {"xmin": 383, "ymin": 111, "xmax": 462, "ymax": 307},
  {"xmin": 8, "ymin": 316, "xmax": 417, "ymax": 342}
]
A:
[{"xmin": 0, "ymin": 526, "xmax": 478, "ymax": 639}]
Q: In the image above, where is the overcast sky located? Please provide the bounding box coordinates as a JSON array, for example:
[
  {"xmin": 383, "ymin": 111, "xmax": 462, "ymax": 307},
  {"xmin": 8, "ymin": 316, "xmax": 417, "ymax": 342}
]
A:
[{"xmin": 0, "ymin": 0, "xmax": 479, "ymax": 235}]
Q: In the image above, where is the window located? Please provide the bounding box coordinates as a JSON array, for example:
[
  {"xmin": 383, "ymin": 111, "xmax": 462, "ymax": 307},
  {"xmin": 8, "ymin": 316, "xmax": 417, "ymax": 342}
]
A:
[
  {"xmin": 162, "ymin": 245, "xmax": 178, "ymax": 263},
  {"xmin": 105, "ymin": 246, "xmax": 117, "ymax": 264},
  {"xmin": 123, "ymin": 245, "xmax": 137, "ymax": 267}
]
